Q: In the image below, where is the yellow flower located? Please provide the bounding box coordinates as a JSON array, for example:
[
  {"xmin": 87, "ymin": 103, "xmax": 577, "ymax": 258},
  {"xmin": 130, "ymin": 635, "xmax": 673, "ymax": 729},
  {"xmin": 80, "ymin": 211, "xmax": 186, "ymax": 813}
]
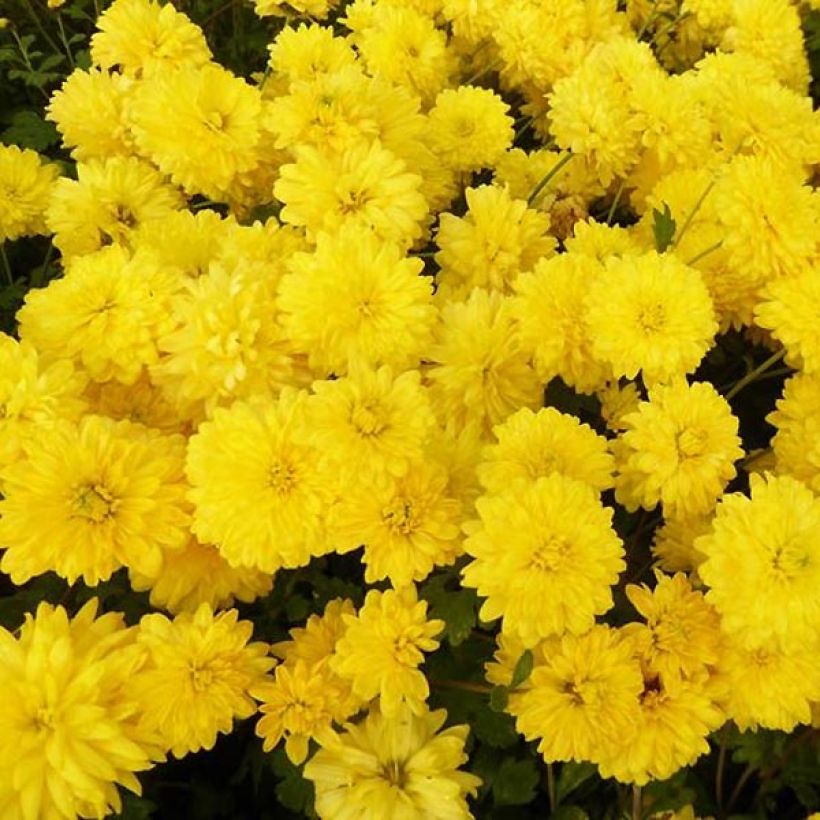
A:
[
  {"xmin": 131, "ymin": 605, "xmax": 273, "ymax": 758},
  {"xmin": 0, "ymin": 601, "xmax": 159, "ymax": 820},
  {"xmin": 462, "ymin": 474, "xmax": 625, "ymax": 646},
  {"xmin": 91, "ymin": 0, "xmax": 211, "ymax": 78},
  {"xmin": 697, "ymin": 473, "xmax": 820, "ymax": 652},
  {"xmin": 274, "ymin": 140, "xmax": 428, "ymax": 248},
  {"xmin": 0, "ymin": 144, "xmax": 59, "ymax": 242},
  {"xmin": 253, "ymin": 0, "xmax": 338, "ymax": 19},
  {"xmin": 329, "ymin": 458, "xmax": 463, "ymax": 586},
  {"xmin": 434, "ymin": 184, "xmax": 555, "ymax": 298},
  {"xmin": 478, "ymin": 406, "xmax": 615, "ymax": 496},
  {"xmin": 331, "ymin": 585, "xmax": 443, "ymax": 716},
  {"xmin": 303, "ymin": 701, "xmax": 481, "ymax": 820},
  {"xmin": 597, "ymin": 380, "xmax": 642, "ymax": 432},
  {"xmin": 186, "ymin": 391, "xmax": 336, "ymax": 573},
  {"xmin": 267, "ymin": 23, "xmax": 356, "ymax": 87},
  {"xmin": 509, "ymin": 626, "xmax": 643, "ymax": 763},
  {"xmin": 426, "ymin": 288, "xmax": 543, "ymax": 434},
  {"xmin": 584, "ymin": 251, "xmax": 718, "ymax": 386},
  {"xmin": 768, "ymin": 374, "xmax": 820, "ymax": 493},
  {"xmin": 307, "ymin": 366, "xmax": 434, "ymax": 481},
  {"xmin": 18, "ymin": 245, "xmax": 184, "ymax": 385},
  {"xmin": 278, "ymin": 225, "xmax": 435, "ymax": 376},
  {"xmin": 129, "ymin": 64, "xmax": 263, "ymax": 199},
  {"xmin": 0, "ymin": 415, "xmax": 190, "ymax": 585},
  {"xmin": 651, "ymin": 514, "xmax": 712, "ymax": 575},
  {"xmin": 613, "ymin": 381, "xmax": 742, "ymax": 519},
  {"xmin": 45, "ymin": 157, "xmax": 183, "ymax": 259},
  {"xmin": 427, "ymin": 86, "xmax": 514, "ymax": 173}
]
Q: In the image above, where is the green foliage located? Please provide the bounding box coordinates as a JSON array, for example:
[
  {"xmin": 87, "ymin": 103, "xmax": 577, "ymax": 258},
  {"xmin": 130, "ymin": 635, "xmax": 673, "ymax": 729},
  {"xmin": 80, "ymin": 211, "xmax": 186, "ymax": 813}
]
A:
[{"xmin": 652, "ymin": 201, "xmax": 677, "ymax": 253}]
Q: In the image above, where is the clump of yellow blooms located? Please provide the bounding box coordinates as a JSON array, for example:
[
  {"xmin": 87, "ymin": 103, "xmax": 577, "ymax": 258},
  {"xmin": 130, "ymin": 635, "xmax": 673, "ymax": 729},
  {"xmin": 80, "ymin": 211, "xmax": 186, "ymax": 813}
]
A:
[{"xmin": 1, "ymin": 0, "xmax": 820, "ymax": 815}]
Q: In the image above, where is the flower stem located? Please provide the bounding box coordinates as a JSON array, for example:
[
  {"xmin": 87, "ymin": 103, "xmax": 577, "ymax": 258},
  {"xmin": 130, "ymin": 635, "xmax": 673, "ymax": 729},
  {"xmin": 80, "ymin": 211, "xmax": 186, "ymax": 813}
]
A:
[
  {"xmin": 546, "ymin": 763, "xmax": 556, "ymax": 812},
  {"xmin": 527, "ymin": 153, "xmax": 573, "ymax": 207},
  {"xmin": 724, "ymin": 349, "xmax": 787, "ymax": 401},
  {"xmin": 716, "ymin": 729, "xmax": 728, "ymax": 813},
  {"xmin": 429, "ymin": 679, "xmax": 493, "ymax": 695},
  {"xmin": 687, "ymin": 240, "xmax": 723, "ymax": 266},
  {"xmin": 55, "ymin": 11, "xmax": 75, "ymax": 68},
  {"xmin": 632, "ymin": 785, "xmax": 643, "ymax": 820},
  {"xmin": 606, "ymin": 179, "xmax": 627, "ymax": 225},
  {"xmin": 0, "ymin": 244, "xmax": 13, "ymax": 287}
]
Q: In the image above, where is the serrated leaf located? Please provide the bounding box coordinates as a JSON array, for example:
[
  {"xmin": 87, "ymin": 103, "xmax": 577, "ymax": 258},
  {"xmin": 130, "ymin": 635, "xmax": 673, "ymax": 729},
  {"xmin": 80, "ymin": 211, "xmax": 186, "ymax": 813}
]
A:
[
  {"xmin": 492, "ymin": 757, "xmax": 539, "ymax": 806},
  {"xmin": 489, "ymin": 685, "xmax": 508, "ymax": 713},
  {"xmin": 420, "ymin": 574, "xmax": 478, "ymax": 646},
  {"xmin": 1, "ymin": 110, "xmax": 60, "ymax": 150},
  {"xmin": 473, "ymin": 704, "xmax": 519, "ymax": 748},
  {"xmin": 555, "ymin": 761, "xmax": 596, "ymax": 805},
  {"xmin": 510, "ymin": 649, "xmax": 533, "ymax": 689},
  {"xmin": 652, "ymin": 202, "xmax": 676, "ymax": 253},
  {"xmin": 38, "ymin": 54, "xmax": 65, "ymax": 71},
  {"xmin": 113, "ymin": 794, "xmax": 156, "ymax": 819}
]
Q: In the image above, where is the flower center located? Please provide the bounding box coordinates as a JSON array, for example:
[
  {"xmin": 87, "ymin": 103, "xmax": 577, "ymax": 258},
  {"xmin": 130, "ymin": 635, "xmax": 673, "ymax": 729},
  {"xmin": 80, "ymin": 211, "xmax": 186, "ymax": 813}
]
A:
[
  {"xmin": 351, "ymin": 402, "xmax": 386, "ymax": 436},
  {"xmin": 382, "ymin": 500, "xmax": 417, "ymax": 536},
  {"xmin": 188, "ymin": 662, "xmax": 215, "ymax": 692},
  {"xmin": 392, "ymin": 633, "xmax": 420, "ymax": 666},
  {"xmin": 32, "ymin": 706, "xmax": 56, "ymax": 732},
  {"xmin": 381, "ymin": 759, "xmax": 408, "ymax": 788},
  {"xmin": 203, "ymin": 110, "xmax": 227, "ymax": 133},
  {"xmin": 338, "ymin": 189, "xmax": 370, "ymax": 214},
  {"xmin": 530, "ymin": 536, "xmax": 571, "ymax": 572},
  {"xmin": 637, "ymin": 303, "xmax": 666, "ymax": 333},
  {"xmin": 770, "ymin": 541, "xmax": 810, "ymax": 579},
  {"xmin": 71, "ymin": 483, "xmax": 117, "ymax": 523},
  {"xmin": 268, "ymin": 461, "xmax": 296, "ymax": 495},
  {"xmin": 675, "ymin": 427, "xmax": 708, "ymax": 458}
]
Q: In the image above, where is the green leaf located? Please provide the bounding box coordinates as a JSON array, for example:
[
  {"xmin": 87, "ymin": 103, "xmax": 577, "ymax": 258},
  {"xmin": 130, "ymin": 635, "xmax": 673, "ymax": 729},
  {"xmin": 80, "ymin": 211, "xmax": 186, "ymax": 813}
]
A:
[
  {"xmin": 510, "ymin": 649, "xmax": 533, "ymax": 689},
  {"xmin": 420, "ymin": 574, "xmax": 478, "ymax": 646},
  {"xmin": 551, "ymin": 807, "xmax": 589, "ymax": 820},
  {"xmin": 473, "ymin": 704, "xmax": 519, "ymax": 748},
  {"xmin": 269, "ymin": 747, "xmax": 315, "ymax": 816},
  {"xmin": 489, "ymin": 685, "xmax": 509, "ymax": 713},
  {"xmin": 652, "ymin": 202, "xmax": 677, "ymax": 253},
  {"xmin": 114, "ymin": 794, "xmax": 157, "ymax": 819},
  {"xmin": 492, "ymin": 757, "xmax": 539, "ymax": 806},
  {"xmin": 555, "ymin": 761, "xmax": 597, "ymax": 805},
  {"xmin": 1, "ymin": 110, "xmax": 60, "ymax": 151}
]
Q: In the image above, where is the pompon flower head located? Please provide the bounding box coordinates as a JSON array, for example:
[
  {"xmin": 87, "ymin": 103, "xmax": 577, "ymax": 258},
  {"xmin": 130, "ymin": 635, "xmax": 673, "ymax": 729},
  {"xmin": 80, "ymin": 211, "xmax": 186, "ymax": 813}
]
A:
[
  {"xmin": 131, "ymin": 605, "xmax": 273, "ymax": 758},
  {"xmin": 129, "ymin": 537, "xmax": 273, "ymax": 616},
  {"xmin": 128, "ymin": 64, "xmax": 262, "ymax": 199},
  {"xmin": 509, "ymin": 626, "xmax": 643, "ymax": 764},
  {"xmin": 307, "ymin": 366, "xmax": 434, "ymax": 481},
  {"xmin": 584, "ymin": 251, "xmax": 718, "ymax": 386},
  {"xmin": 254, "ymin": 0, "xmax": 337, "ymax": 19},
  {"xmin": 277, "ymin": 226, "xmax": 435, "ymax": 376},
  {"xmin": 597, "ymin": 380, "xmax": 642, "ymax": 432},
  {"xmin": 478, "ymin": 406, "xmax": 615, "ymax": 496},
  {"xmin": 0, "ymin": 416, "xmax": 190, "ymax": 585},
  {"xmin": 331, "ymin": 585, "xmax": 443, "ymax": 716},
  {"xmin": 434, "ymin": 184, "xmax": 555, "ymax": 298},
  {"xmin": 45, "ymin": 156, "xmax": 183, "ymax": 259},
  {"xmin": 186, "ymin": 390, "xmax": 337, "ymax": 574},
  {"xmin": 266, "ymin": 23, "xmax": 356, "ymax": 86},
  {"xmin": 462, "ymin": 474, "xmax": 625, "ymax": 646},
  {"xmin": 0, "ymin": 144, "xmax": 58, "ymax": 242},
  {"xmin": 425, "ymin": 288, "xmax": 543, "ymax": 434},
  {"xmin": 0, "ymin": 335, "xmax": 86, "ymax": 473},
  {"xmin": 274, "ymin": 140, "xmax": 428, "ymax": 247},
  {"xmin": 612, "ymin": 381, "xmax": 742, "ymax": 519},
  {"xmin": 427, "ymin": 86, "xmax": 514, "ymax": 173},
  {"xmin": 48, "ymin": 68, "xmax": 134, "ymax": 161},
  {"xmin": 329, "ymin": 458, "xmax": 463, "ymax": 586},
  {"xmin": 768, "ymin": 374, "xmax": 820, "ymax": 493},
  {"xmin": 512, "ymin": 254, "xmax": 612, "ymax": 395},
  {"xmin": 651, "ymin": 514, "xmax": 712, "ymax": 575},
  {"xmin": 17, "ymin": 245, "xmax": 184, "ymax": 385},
  {"xmin": 0, "ymin": 601, "xmax": 159, "ymax": 820},
  {"xmin": 91, "ymin": 0, "xmax": 211, "ymax": 78},
  {"xmin": 697, "ymin": 473, "xmax": 820, "ymax": 653},
  {"xmin": 303, "ymin": 701, "xmax": 481, "ymax": 820}
]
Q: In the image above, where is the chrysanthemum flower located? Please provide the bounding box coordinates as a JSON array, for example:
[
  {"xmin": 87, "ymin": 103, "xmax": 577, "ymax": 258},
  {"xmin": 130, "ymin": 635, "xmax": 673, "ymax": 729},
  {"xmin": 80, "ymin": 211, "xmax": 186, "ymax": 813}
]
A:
[
  {"xmin": 278, "ymin": 226, "xmax": 435, "ymax": 376},
  {"xmin": 254, "ymin": 0, "xmax": 337, "ymax": 19},
  {"xmin": 434, "ymin": 185, "xmax": 555, "ymax": 298},
  {"xmin": 623, "ymin": 571, "xmax": 723, "ymax": 684},
  {"xmin": 427, "ymin": 86, "xmax": 514, "ymax": 173},
  {"xmin": 131, "ymin": 605, "xmax": 273, "ymax": 758},
  {"xmin": 48, "ymin": 68, "xmax": 134, "ymax": 161},
  {"xmin": 512, "ymin": 254, "xmax": 612, "ymax": 394},
  {"xmin": 768, "ymin": 374, "xmax": 820, "ymax": 493},
  {"xmin": 509, "ymin": 626, "xmax": 643, "ymax": 763},
  {"xmin": 129, "ymin": 537, "xmax": 273, "ymax": 616},
  {"xmin": 91, "ymin": 0, "xmax": 211, "ymax": 77},
  {"xmin": 267, "ymin": 23, "xmax": 356, "ymax": 86},
  {"xmin": 46, "ymin": 156, "xmax": 183, "ymax": 259},
  {"xmin": 597, "ymin": 380, "xmax": 642, "ymax": 432},
  {"xmin": 584, "ymin": 251, "xmax": 718, "ymax": 386},
  {"xmin": 462, "ymin": 474, "xmax": 625, "ymax": 646},
  {"xmin": 274, "ymin": 140, "xmax": 428, "ymax": 247},
  {"xmin": 307, "ymin": 366, "xmax": 434, "ymax": 480},
  {"xmin": 331, "ymin": 585, "xmax": 443, "ymax": 716},
  {"xmin": 0, "ymin": 144, "xmax": 58, "ymax": 242},
  {"xmin": 0, "ymin": 335, "xmax": 86, "ymax": 473},
  {"xmin": 129, "ymin": 64, "xmax": 262, "ymax": 199},
  {"xmin": 0, "ymin": 601, "xmax": 159, "ymax": 820},
  {"xmin": 478, "ymin": 406, "xmax": 615, "ymax": 496},
  {"xmin": 651, "ymin": 514, "xmax": 712, "ymax": 574},
  {"xmin": 329, "ymin": 459, "xmax": 463, "ymax": 586},
  {"xmin": 612, "ymin": 381, "xmax": 742, "ymax": 519},
  {"xmin": 18, "ymin": 245, "xmax": 184, "ymax": 385},
  {"xmin": 425, "ymin": 288, "xmax": 543, "ymax": 434},
  {"xmin": 598, "ymin": 673, "xmax": 724, "ymax": 785},
  {"xmin": 697, "ymin": 473, "xmax": 820, "ymax": 652},
  {"xmin": 0, "ymin": 415, "xmax": 190, "ymax": 584},
  {"xmin": 186, "ymin": 390, "xmax": 336, "ymax": 573},
  {"xmin": 303, "ymin": 701, "xmax": 481, "ymax": 820}
]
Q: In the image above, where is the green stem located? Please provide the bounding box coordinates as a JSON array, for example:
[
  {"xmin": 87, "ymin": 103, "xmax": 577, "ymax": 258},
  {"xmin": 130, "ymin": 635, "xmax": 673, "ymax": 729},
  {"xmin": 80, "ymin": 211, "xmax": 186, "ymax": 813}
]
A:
[
  {"xmin": 18, "ymin": 0, "xmax": 63, "ymax": 55},
  {"xmin": 0, "ymin": 245, "xmax": 13, "ymax": 287},
  {"xmin": 55, "ymin": 11, "xmax": 75, "ymax": 68},
  {"xmin": 632, "ymin": 785, "xmax": 642, "ymax": 820},
  {"xmin": 9, "ymin": 28, "xmax": 49, "ymax": 101},
  {"xmin": 716, "ymin": 729, "xmax": 728, "ymax": 814},
  {"xmin": 606, "ymin": 179, "xmax": 627, "ymax": 225},
  {"xmin": 724, "ymin": 349, "xmax": 787, "ymax": 401},
  {"xmin": 672, "ymin": 177, "xmax": 717, "ymax": 251},
  {"xmin": 727, "ymin": 764, "xmax": 755, "ymax": 813},
  {"xmin": 687, "ymin": 240, "xmax": 723, "ymax": 266},
  {"xmin": 546, "ymin": 764, "xmax": 556, "ymax": 812},
  {"xmin": 31, "ymin": 239, "xmax": 54, "ymax": 288},
  {"xmin": 430, "ymin": 679, "xmax": 493, "ymax": 695},
  {"xmin": 527, "ymin": 153, "xmax": 573, "ymax": 207},
  {"xmin": 463, "ymin": 58, "xmax": 501, "ymax": 87},
  {"xmin": 636, "ymin": 1, "xmax": 660, "ymax": 39}
]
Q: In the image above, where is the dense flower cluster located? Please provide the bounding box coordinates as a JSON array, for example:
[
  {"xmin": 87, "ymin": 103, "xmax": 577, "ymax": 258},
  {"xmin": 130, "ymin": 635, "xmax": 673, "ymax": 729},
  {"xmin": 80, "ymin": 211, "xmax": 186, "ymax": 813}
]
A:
[{"xmin": 1, "ymin": 0, "xmax": 819, "ymax": 816}]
